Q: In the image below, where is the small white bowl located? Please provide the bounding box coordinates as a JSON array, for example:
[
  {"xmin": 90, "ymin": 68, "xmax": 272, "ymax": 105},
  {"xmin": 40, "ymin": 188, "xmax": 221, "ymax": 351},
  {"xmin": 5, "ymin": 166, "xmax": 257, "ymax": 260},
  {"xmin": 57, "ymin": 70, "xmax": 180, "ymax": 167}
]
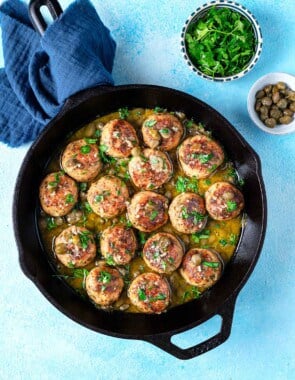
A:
[{"xmin": 247, "ymin": 72, "xmax": 295, "ymax": 135}]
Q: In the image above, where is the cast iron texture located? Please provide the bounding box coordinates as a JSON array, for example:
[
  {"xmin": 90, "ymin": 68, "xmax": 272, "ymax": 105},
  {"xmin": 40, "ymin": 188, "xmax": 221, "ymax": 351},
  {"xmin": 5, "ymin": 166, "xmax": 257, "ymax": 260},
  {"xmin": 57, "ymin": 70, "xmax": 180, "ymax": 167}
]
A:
[{"xmin": 13, "ymin": 85, "xmax": 267, "ymax": 359}]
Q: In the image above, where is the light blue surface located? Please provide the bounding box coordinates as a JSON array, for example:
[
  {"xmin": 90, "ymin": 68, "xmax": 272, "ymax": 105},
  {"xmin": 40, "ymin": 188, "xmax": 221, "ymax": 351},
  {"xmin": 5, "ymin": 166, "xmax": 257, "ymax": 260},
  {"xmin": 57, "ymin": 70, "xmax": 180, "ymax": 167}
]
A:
[{"xmin": 0, "ymin": 0, "xmax": 294, "ymax": 378}]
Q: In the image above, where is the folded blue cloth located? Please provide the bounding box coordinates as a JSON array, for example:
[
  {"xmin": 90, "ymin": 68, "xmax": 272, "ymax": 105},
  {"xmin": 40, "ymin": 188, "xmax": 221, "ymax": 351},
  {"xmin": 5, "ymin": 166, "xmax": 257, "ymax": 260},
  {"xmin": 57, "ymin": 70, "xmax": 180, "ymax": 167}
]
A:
[{"xmin": 0, "ymin": 0, "xmax": 116, "ymax": 147}]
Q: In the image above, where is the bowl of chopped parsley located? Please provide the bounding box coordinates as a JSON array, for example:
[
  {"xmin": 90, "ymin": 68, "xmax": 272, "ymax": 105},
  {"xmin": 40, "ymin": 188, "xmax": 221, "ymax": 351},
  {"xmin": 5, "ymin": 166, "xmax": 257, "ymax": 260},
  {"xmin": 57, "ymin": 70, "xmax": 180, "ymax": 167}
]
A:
[{"xmin": 181, "ymin": 1, "xmax": 263, "ymax": 81}]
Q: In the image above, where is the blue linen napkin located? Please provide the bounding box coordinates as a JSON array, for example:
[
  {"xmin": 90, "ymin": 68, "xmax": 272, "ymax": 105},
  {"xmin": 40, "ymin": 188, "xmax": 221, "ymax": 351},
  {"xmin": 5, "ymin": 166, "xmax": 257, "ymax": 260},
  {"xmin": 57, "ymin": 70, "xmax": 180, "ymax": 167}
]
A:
[{"xmin": 0, "ymin": 0, "xmax": 116, "ymax": 147}]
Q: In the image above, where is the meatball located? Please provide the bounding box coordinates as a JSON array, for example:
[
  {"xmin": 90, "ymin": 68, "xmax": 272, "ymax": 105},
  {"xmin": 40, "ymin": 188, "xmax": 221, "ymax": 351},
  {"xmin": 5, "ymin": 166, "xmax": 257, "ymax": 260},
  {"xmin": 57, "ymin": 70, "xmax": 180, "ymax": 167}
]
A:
[
  {"xmin": 142, "ymin": 113, "xmax": 184, "ymax": 151},
  {"xmin": 143, "ymin": 232, "xmax": 184, "ymax": 274},
  {"xmin": 128, "ymin": 148, "xmax": 173, "ymax": 190},
  {"xmin": 128, "ymin": 272, "xmax": 170, "ymax": 313},
  {"xmin": 100, "ymin": 119, "xmax": 139, "ymax": 158},
  {"xmin": 54, "ymin": 226, "xmax": 96, "ymax": 268},
  {"xmin": 87, "ymin": 175, "xmax": 129, "ymax": 219},
  {"xmin": 61, "ymin": 139, "xmax": 102, "ymax": 182},
  {"xmin": 180, "ymin": 248, "xmax": 223, "ymax": 289},
  {"xmin": 100, "ymin": 225, "xmax": 137, "ymax": 265},
  {"xmin": 127, "ymin": 191, "xmax": 169, "ymax": 232},
  {"xmin": 86, "ymin": 262, "xmax": 124, "ymax": 306},
  {"xmin": 205, "ymin": 181, "xmax": 244, "ymax": 221},
  {"xmin": 178, "ymin": 135, "xmax": 224, "ymax": 178},
  {"xmin": 168, "ymin": 193, "xmax": 207, "ymax": 234},
  {"xmin": 39, "ymin": 171, "xmax": 78, "ymax": 217}
]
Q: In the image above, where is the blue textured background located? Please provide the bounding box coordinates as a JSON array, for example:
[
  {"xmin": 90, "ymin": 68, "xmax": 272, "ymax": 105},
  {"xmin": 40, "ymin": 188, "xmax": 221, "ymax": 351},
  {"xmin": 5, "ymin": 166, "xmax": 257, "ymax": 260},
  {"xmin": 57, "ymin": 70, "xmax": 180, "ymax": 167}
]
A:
[{"xmin": 0, "ymin": 0, "xmax": 294, "ymax": 378}]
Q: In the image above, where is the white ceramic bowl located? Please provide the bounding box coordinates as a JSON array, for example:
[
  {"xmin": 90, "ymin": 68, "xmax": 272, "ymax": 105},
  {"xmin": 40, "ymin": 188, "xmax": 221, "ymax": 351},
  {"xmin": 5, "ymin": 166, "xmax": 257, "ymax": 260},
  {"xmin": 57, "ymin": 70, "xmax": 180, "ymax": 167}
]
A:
[
  {"xmin": 181, "ymin": 0, "xmax": 263, "ymax": 82},
  {"xmin": 247, "ymin": 72, "xmax": 295, "ymax": 135}
]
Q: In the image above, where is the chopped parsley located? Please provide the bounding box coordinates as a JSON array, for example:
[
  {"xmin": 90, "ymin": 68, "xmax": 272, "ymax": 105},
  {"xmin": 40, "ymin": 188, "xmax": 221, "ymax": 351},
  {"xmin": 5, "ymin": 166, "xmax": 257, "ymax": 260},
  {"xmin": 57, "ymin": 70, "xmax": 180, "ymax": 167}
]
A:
[
  {"xmin": 159, "ymin": 128, "xmax": 170, "ymax": 135},
  {"xmin": 226, "ymin": 200, "xmax": 237, "ymax": 212},
  {"xmin": 181, "ymin": 207, "xmax": 205, "ymax": 224},
  {"xmin": 65, "ymin": 193, "xmax": 75, "ymax": 204},
  {"xmin": 145, "ymin": 119, "xmax": 157, "ymax": 128},
  {"xmin": 118, "ymin": 107, "xmax": 129, "ymax": 119},
  {"xmin": 191, "ymin": 229, "xmax": 210, "ymax": 243},
  {"xmin": 106, "ymin": 255, "xmax": 116, "ymax": 266},
  {"xmin": 219, "ymin": 239, "xmax": 228, "ymax": 247},
  {"xmin": 46, "ymin": 217, "xmax": 57, "ymax": 230},
  {"xmin": 202, "ymin": 261, "xmax": 220, "ymax": 268},
  {"xmin": 79, "ymin": 182, "xmax": 87, "ymax": 192},
  {"xmin": 138, "ymin": 231, "xmax": 147, "ymax": 245},
  {"xmin": 78, "ymin": 230, "xmax": 92, "ymax": 250},
  {"xmin": 175, "ymin": 176, "xmax": 198, "ymax": 193},
  {"xmin": 84, "ymin": 138, "xmax": 97, "ymax": 144},
  {"xmin": 154, "ymin": 106, "xmax": 166, "ymax": 113},
  {"xmin": 185, "ymin": 119, "xmax": 194, "ymax": 128},
  {"xmin": 48, "ymin": 172, "xmax": 61, "ymax": 188},
  {"xmin": 138, "ymin": 288, "xmax": 147, "ymax": 301},
  {"xmin": 229, "ymin": 233, "xmax": 238, "ymax": 245},
  {"xmin": 80, "ymin": 145, "xmax": 91, "ymax": 154},
  {"xmin": 95, "ymin": 190, "xmax": 110, "ymax": 203},
  {"xmin": 150, "ymin": 210, "xmax": 159, "ymax": 221},
  {"xmin": 194, "ymin": 153, "xmax": 213, "ymax": 164},
  {"xmin": 150, "ymin": 293, "xmax": 167, "ymax": 302},
  {"xmin": 99, "ymin": 271, "xmax": 112, "ymax": 284}
]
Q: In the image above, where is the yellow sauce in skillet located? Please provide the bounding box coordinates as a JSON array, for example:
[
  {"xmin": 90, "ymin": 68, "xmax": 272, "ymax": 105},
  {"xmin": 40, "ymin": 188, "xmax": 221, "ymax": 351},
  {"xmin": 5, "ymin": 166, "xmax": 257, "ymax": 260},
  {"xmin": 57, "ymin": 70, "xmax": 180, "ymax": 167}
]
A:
[{"xmin": 38, "ymin": 108, "xmax": 245, "ymax": 312}]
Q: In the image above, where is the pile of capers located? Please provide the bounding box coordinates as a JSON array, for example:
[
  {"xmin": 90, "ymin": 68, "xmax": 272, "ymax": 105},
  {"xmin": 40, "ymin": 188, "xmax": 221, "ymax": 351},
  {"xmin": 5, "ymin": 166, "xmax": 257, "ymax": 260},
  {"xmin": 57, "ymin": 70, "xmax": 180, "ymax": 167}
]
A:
[{"xmin": 255, "ymin": 82, "xmax": 295, "ymax": 128}]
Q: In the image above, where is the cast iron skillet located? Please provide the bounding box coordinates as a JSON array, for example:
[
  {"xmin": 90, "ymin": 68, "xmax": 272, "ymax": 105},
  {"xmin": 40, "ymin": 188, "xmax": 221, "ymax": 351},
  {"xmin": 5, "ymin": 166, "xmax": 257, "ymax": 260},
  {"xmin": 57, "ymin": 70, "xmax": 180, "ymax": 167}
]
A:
[{"xmin": 13, "ymin": 0, "xmax": 267, "ymax": 360}]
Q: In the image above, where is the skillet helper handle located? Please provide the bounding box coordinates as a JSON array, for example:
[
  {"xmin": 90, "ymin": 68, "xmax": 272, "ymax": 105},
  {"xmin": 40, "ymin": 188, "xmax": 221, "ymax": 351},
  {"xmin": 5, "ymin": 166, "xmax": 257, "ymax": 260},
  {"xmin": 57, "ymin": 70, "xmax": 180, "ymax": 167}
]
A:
[
  {"xmin": 145, "ymin": 296, "xmax": 237, "ymax": 360},
  {"xmin": 29, "ymin": 0, "xmax": 63, "ymax": 35}
]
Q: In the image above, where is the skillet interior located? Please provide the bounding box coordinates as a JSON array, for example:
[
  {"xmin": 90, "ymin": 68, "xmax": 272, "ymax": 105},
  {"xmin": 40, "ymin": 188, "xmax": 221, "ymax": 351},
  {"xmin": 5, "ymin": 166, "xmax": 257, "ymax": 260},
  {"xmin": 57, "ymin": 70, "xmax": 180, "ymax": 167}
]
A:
[{"xmin": 13, "ymin": 84, "xmax": 266, "ymax": 338}]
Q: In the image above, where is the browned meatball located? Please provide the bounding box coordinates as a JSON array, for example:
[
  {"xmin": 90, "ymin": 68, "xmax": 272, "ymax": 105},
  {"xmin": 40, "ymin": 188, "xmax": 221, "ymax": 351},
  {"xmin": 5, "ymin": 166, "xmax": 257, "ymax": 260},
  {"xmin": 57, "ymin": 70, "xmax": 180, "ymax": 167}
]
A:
[
  {"xmin": 86, "ymin": 263, "xmax": 124, "ymax": 306},
  {"xmin": 142, "ymin": 113, "xmax": 184, "ymax": 151},
  {"xmin": 168, "ymin": 193, "xmax": 207, "ymax": 234},
  {"xmin": 128, "ymin": 148, "xmax": 173, "ymax": 190},
  {"xmin": 180, "ymin": 248, "xmax": 223, "ymax": 289},
  {"xmin": 87, "ymin": 175, "xmax": 129, "ymax": 219},
  {"xmin": 178, "ymin": 135, "xmax": 224, "ymax": 178},
  {"xmin": 54, "ymin": 226, "xmax": 96, "ymax": 268},
  {"xmin": 205, "ymin": 181, "xmax": 244, "ymax": 221},
  {"xmin": 61, "ymin": 139, "xmax": 102, "ymax": 182},
  {"xmin": 127, "ymin": 191, "xmax": 169, "ymax": 232},
  {"xmin": 143, "ymin": 233, "xmax": 184, "ymax": 274},
  {"xmin": 39, "ymin": 171, "xmax": 78, "ymax": 217},
  {"xmin": 128, "ymin": 272, "xmax": 170, "ymax": 313},
  {"xmin": 100, "ymin": 225, "xmax": 137, "ymax": 265},
  {"xmin": 100, "ymin": 119, "xmax": 139, "ymax": 158}
]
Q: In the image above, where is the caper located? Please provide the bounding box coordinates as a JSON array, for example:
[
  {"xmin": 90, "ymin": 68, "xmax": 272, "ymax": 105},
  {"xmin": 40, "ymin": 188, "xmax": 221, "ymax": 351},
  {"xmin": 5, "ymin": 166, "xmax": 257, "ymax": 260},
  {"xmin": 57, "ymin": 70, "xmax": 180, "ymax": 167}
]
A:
[
  {"xmin": 255, "ymin": 100, "xmax": 262, "ymax": 112},
  {"xmin": 272, "ymin": 92, "xmax": 280, "ymax": 104},
  {"xmin": 283, "ymin": 109, "xmax": 294, "ymax": 117},
  {"xmin": 286, "ymin": 91, "xmax": 295, "ymax": 102},
  {"xmin": 279, "ymin": 116, "xmax": 293, "ymax": 124},
  {"xmin": 255, "ymin": 90, "xmax": 265, "ymax": 99},
  {"xmin": 260, "ymin": 113, "xmax": 268, "ymax": 121},
  {"xmin": 264, "ymin": 118, "xmax": 276, "ymax": 128},
  {"xmin": 261, "ymin": 97, "xmax": 272, "ymax": 106},
  {"xmin": 263, "ymin": 85, "xmax": 272, "ymax": 94},
  {"xmin": 277, "ymin": 98, "xmax": 288, "ymax": 109},
  {"xmin": 277, "ymin": 82, "xmax": 286, "ymax": 90},
  {"xmin": 270, "ymin": 109, "xmax": 282, "ymax": 119},
  {"xmin": 289, "ymin": 102, "xmax": 295, "ymax": 112}
]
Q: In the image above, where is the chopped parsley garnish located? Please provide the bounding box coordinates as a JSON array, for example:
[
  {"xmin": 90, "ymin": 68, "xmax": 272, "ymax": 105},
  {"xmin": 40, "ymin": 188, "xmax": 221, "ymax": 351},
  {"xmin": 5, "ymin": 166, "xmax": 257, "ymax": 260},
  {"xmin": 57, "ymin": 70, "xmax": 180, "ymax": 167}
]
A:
[
  {"xmin": 80, "ymin": 145, "xmax": 91, "ymax": 154},
  {"xmin": 119, "ymin": 107, "xmax": 129, "ymax": 119},
  {"xmin": 79, "ymin": 182, "xmax": 87, "ymax": 192},
  {"xmin": 175, "ymin": 176, "xmax": 198, "ymax": 193},
  {"xmin": 229, "ymin": 233, "xmax": 238, "ymax": 245},
  {"xmin": 99, "ymin": 144, "xmax": 116, "ymax": 164},
  {"xmin": 195, "ymin": 153, "xmax": 213, "ymax": 164},
  {"xmin": 95, "ymin": 190, "xmax": 110, "ymax": 203},
  {"xmin": 185, "ymin": 119, "xmax": 194, "ymax": 128},
  {"xmin": 159, "ymin": 128, "xmax": 170, "ymax": 135},
  {"xmin": 181, "ymin": 207, "xmax": 205, "ymax": 224},
  {"xmin": 202, "ymin": 261, "xmax": 220, "ymax": 268},
  {"xmin": 238, "ymin": 178, "xmax": 245, "ymax": 187},
  {"xmin": 84, "ymin": 138, "xmax": 97, "ymax": 144},
  {"xmin": 94, "ymin": 129, "xmax": 101, "ymax": 138},
  {"xmin": 119, "ymin": 215, "xmax": 132, "ymax": 228},
  {"xmin": 78, "ymin": 230, "xmax": 92, "ymax": 250},
  {"xmin": 208, "ymin": 164, "xmax": 217, "ymax": 172},
  {"xmin": 65, "ymin": 193, "xmax": 74, "ymax": 204},
  {"xmin": 48, "ymin": 172, "xmax": 61, "ymax": 188},
  {"xmin": 191, "ymin": 229, "xmax": 210, "ymax": 243},
  {"xmin": 106, "ymin": 255, "xmax": 116, "ymax": 266},
  {"xmin": 205, "ymin": 179, "xmax": 211, "ymax": 185},
  {"xmin": 99, "ymin": 271, "xmax": 112, "ymax": 284},
  {"xmin": 154, "ymin": 106, "xmax": 166, "ymax": 113},
  {"xmin": 138, "ymin": 288, "xmax": 147, "ymax": 301},
  {"xmin": 83, "ymin": 202, "xmax": 93, "ymax": 213},
  {"xmin": 219, "ymin": 239, "xmax": 228, "ymax": 247},
  {"xmin": 54, "ymin": 268, "xmax": 89, "ymax": 289},
  {"xmin": 150, "ymin": 210, "xmax": 159, "ymax": 221},
  {"xmin": 226, "ymin": 200, "xmax": 237, "ymax": 212},
  {"xmin": 191, "ymin": 286, "xmax": 201, "ymax": 299},
  {"xmin": 138, "ymin": 231, "xmax": 147, "ymax": 245},
  {"xmin": 46, "ymin": 217, "xmax": 57, "ymax": 230},
  {"xmin": 150, "ymin": 293, "xmax": 167, "ymax": 302},
  {"xmin": 145, "ymin": 119, "xmax": 157, "ymax": 128}
]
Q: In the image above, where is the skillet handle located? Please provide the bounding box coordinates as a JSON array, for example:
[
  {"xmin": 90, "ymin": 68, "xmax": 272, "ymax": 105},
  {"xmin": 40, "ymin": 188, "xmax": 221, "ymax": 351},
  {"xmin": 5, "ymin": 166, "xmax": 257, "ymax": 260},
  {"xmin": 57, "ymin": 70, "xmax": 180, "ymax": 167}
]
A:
[
  {"xmin": 29, "ymin": 0, "xmax": 63, "ymax": 35},
  {"xmin": 144, "ymin": 296, "xmax": 237, "ymax": 360}
]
